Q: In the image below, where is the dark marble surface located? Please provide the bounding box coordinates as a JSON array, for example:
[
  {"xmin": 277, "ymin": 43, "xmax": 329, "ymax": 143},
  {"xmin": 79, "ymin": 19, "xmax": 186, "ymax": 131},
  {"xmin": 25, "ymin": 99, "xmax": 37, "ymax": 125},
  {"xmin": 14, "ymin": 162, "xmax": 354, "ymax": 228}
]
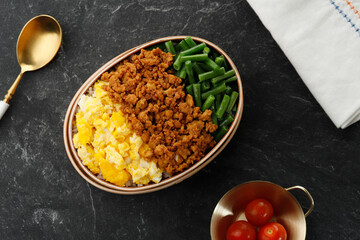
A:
[{"xmin": 1, "ymin": 0, "xmax": 359, "ymax": 239}]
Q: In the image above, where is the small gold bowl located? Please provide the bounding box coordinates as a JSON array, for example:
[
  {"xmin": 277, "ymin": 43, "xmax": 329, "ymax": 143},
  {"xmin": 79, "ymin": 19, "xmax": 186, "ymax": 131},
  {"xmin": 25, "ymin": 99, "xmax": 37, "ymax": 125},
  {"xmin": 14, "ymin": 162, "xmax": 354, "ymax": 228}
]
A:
[
  {"xmin": 210, "ymin": 181, "xmax": 314, "ymax": 240},
  {"xmin": 63, "ymin": 36, "xmax": 244, "ymax": 194}
]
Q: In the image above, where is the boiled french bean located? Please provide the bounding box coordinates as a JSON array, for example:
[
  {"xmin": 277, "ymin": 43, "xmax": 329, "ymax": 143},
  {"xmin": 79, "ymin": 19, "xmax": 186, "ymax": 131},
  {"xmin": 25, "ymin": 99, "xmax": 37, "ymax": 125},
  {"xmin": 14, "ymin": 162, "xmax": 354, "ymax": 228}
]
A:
[{"xmin": 215, "ymin": 94, "xmax": 230, "ymax": 119}]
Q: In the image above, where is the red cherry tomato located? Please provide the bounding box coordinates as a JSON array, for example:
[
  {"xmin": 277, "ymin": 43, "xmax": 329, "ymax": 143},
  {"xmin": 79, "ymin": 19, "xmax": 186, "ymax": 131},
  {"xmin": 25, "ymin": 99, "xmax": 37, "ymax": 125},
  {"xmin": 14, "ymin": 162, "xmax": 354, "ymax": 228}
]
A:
[
  {"xmin": 245, "ymin": 199, "xmax": 274, "ymax": 226},
  {"xmin": 226, "ymin": 220, "xmax": 256, "ymax": 240},
  {"xmin": 257, "ymin": 222, "xmax": 287, "ymax": 240}
]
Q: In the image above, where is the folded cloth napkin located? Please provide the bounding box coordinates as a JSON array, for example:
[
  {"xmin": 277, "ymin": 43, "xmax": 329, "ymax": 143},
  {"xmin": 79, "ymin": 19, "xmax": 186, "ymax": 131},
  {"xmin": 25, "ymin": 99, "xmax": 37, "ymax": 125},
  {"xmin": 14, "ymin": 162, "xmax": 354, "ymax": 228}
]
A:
[{"xmin": 247, "ymin": 0, "xmax": 360, "ymax": 128}]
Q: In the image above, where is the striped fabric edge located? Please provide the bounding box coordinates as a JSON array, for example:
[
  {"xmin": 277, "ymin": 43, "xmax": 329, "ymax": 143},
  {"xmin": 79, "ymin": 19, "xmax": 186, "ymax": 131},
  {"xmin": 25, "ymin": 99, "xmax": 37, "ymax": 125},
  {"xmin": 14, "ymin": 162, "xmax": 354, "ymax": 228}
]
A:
[{"xmin": 330, "ymin": 0, "xmax": 360, "ymax": 36}]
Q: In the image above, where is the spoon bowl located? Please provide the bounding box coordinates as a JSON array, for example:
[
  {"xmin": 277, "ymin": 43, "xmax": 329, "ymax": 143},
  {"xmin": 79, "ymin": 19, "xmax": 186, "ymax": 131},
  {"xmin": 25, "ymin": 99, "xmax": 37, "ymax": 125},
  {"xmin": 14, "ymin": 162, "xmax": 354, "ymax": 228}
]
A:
[
  {"xmin": 0, "ymin": 15, "xmax": 62, "ymax": 119},
  {"xmin": 17, "ymin": 15, "xmax": 62, "ymax": 71}
]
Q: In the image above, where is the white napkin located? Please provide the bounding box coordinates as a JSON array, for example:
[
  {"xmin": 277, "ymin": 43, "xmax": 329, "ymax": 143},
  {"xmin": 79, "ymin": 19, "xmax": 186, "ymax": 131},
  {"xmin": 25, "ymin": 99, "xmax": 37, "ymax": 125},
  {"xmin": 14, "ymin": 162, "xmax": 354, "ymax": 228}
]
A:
[{"xmin": 247, "ymin": 0, "xmax": 360, "ymax": 128}]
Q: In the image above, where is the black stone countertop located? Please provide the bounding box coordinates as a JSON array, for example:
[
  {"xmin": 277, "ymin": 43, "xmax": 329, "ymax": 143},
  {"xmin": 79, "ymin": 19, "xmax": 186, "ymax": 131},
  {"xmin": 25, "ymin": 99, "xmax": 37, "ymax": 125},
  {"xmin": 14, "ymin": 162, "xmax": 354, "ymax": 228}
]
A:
[{"xmin": 1, "ymin": 1, "xmax": 359, "ymax": 239}]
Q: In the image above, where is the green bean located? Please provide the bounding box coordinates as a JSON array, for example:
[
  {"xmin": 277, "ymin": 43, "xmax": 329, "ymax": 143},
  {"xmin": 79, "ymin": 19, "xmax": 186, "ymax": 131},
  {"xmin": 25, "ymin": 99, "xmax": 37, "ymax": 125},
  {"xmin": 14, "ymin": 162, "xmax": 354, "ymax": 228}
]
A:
[
  {"xmin": 199, "ymin": 67, "xmax": 225, "ymax": 82},
  {"xmin": 215, "ymin": 56, "xmax": 224, "ymax": 66},
  {"xmin": 201, "ymin": 83, "xmax": 227, "ymax": 100},
  {"xmin": 225, "ymin": 85, "xmax": 232, "ymax": 95},
  {"xmin": 219, "ymin": 115, "xmax": 234, "ymax": 127},
  {"xmin": 173, "ymin": 53, "xmax": 183, "ymax": 70},
  {"xmin": 193, "ymin": 84, "xmax": 202, "ymax": 108},
  {"xmin": 210, "ymin": 105, "xmax": 218, "ymax": 125},
  {"xmin": 215, "ymin": 94, "xmax": 221, "ymax": 109},
  {"xmin": 174, "ymin": 43, "xmax": 182, "ymax": 52},
  {"xmin": 203, "ymin": 47, "xmax": 211, "ymax": 54},
  {"xmin": 215, "ymin": 94, "xmax": 230, "ymax": 119},
  {"xmin": 186, "ymin": 84, "xmax": 194, "ymax": 97},
  {"xmin": 198, "ymin": 62, "xmax": 213, "ymax": 72},
  {"xmin": 180, "ymin": 54, "xmax": 209, "ymax": 62},
  {"xmin": 185, "ymin": 60, "xmax": 195, "ymax": 84},
  {"xmin": 223, "ymin": 58, "xmax": 230, "ymax": 70},
  {"xmin": 165, "ymin": 41, "xmax": 176, "ymax": 55},
  {"xmin": 204, "ymin": 58, "xmax": 220, "ymax": 71},
  {"xmin": 181, "ymin": 42, "xmax": 206, "ymax": 56},
  {"xmin": 178, "ymin": 63, "xmax": 187, "ymax": 79},
  {"xmin": 212, "ymin": 50, "xmax": 220, "ymax": 59},
  {"xmin": 213, "ymin": 75, "xmax": 237, "ymax": 87},
  {"xmin": 184, "ymin": 36, "xmax": 197, "ymax": 48},
  {"xmin": 214, "ymin": 125, "xmax": 228, "ymax": 142},
  {"xmin": 201, "ymin": 81, "xmax": 210, "ymax": 92},
  {"xmin": 226, "ymin": 91, "xmax": 239, "ymax": 113},
  {"xmin": 179, "ymin": 40, "xmax": 190, "ymax": 50},
  {"xmin": 173, "ymin": 54, "xmax": 179, "ymax": 62},
  {"xmin": 211, "ymin": 70, "xmax": 235, "ymax": 84},
  {"xmin": 201, "ymin": 95, "xmax": 215, "ymax": 112},
  {"xmin": 219, "ymin": 56, "xmax": 226, "ymax": 67},
  {"xmin": 232, "ymin": 104, "xmax": 237, "ymax": 112},
  {"xmin": 193, "ymin": 62, "xmax": 205, "ymax": 75}
]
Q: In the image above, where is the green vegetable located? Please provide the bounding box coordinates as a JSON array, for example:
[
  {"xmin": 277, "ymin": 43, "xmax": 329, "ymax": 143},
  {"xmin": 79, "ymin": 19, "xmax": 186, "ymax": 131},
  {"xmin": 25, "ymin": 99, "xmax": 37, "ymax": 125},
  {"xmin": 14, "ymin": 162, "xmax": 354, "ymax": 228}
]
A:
[
  {"xmin": 178, "ymin": 64, "xmax": 187, "ymax": 79},
  {"xmin": 201, "ymin": 95, "xmax": 215, "ymax": 112},
  {"xmin": 199, "ymin": 67, "xmax": 225, "ymax": 82},
  {"xmin": 232, "ymin": 104, "xmax": 237, "ymax": 112},
  {"xmin": 193, "ymin": 84, "xmax": 202, "ymax": 108},
  {"xmin": 210, "ymin": 105, "xmax": 218, "ymax": 125},
  {"xmin": 204, "ymin": 58, "xmax": 220, "ymax": 71},
  {"xmin": 165, "ymin": 41, "xmax": 176, "ymax": 55},
  {"xmin": 198, "ymin": 62, "xmax": 213, "ymax": 71},
  {"xmin": 184, "ymin": 36, "xmax": 197, "ymax": 48},
  {"xmin": 201, "ymin": 83, "xmax": 227, "ymax": 100},
  {"xmin": 215, "ymin": 94, "xmax": 230, "ymax": 119},
  {"xmin": 222, "ymin": 57, "xmax": 230, "ymax": 70},
  {"xmin": 214, "ymin": 125, "xmax": 228, "ymax": 142},
  {"xmin": 203, "ymin": 47, "xmax": 211, "ymax": 54},
  {"xmin": 215, "ymin": 94, "xmax": 221, "ymax": 109},
  {"xmin": 212, "ymin": 50, "xmax": 220, "ymax": 59},
  {"xmin": 213, "ymin": 75, "xmax": 237, "ymax": 87},
  {"xmin": 185, "ymin": 60, "xmax": 195, "ymax": 84},
  {"xmin": 226, "ymin": 91, "xmax": 239, "ymax": 113},
  {"xmin": 186, "ymin": 84, "xmax": 194, "ymax": 97},
  {"xmin": 173, "ymin": 53, "xmax": 183, "ymax": 71},
  {"xmin": 201, "ymin": 81, "xmax": 210, "ymax": 92},
  {"xmin": 211, "ymin": 70, "xmax": 235, "ymax": 85},
  {"xmin": 225, "ymin": 85, "xmax": 232, "ymax": 95},
  {"xmin": 179, "ymin": 40, "xmax": 190, "ymax": 50},
  {"xmin": 215, "ymin": 56, "xmax": 224, "ymax": 66},
  {"xmin": 181, "ymin": 43, "xmax": 207, "ymax": 56},
  {"xmin": 180, "ymin": 54, "xmax": 209, "ymax": 62},
  {"xmin": 219, "ymin": 115, "xmax": 234, "ymax": 127},
  {"xmin": 193, "ymin": 62, "xmax": 205, "ymax": 75},
  {"xmin": 174, "ymin": 43, "xmax": 182, "ymax": 52}
]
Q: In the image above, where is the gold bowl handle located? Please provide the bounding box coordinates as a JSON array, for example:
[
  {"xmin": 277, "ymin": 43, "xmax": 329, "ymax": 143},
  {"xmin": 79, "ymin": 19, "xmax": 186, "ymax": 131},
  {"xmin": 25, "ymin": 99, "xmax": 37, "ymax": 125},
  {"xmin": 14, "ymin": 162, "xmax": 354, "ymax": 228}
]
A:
[{"xmin": 285, "ymin": 186, "xmax": 314, "ymax": 217}]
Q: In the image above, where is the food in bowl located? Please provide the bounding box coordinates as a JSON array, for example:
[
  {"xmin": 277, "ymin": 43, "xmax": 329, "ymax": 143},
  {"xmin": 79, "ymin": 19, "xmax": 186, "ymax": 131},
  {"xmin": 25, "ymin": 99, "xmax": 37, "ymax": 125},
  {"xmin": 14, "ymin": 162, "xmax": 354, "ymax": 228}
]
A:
[
  {"xmin": 72, "ymin": 37, "xmax": 239, "ymax": 187},
  {"xmin": 226, "ymin": 198, "xmax": 287, "ymax": 240},
  {"xmin": 258, "ymin": 222, "xmax": 287, "ymax": 240},
  {"xmin": 245, "ymin": 199, "xmax": 274, "ymax": 226},
  {"xmin": 226, "ymin": 220, "xmax": 256, "ymax": 240}
]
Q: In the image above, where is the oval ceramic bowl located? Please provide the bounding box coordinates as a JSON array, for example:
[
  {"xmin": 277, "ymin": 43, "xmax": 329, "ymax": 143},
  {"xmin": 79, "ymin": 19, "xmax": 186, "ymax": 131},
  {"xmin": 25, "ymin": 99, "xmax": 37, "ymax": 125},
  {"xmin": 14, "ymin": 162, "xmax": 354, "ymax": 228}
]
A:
[
  {"xmin": 63, "ymin": 36, "xmax": 244, "ymax": 194},
  {"xmin": 210, "ymin": 181, "xmax": 314, "ymax": 240}
]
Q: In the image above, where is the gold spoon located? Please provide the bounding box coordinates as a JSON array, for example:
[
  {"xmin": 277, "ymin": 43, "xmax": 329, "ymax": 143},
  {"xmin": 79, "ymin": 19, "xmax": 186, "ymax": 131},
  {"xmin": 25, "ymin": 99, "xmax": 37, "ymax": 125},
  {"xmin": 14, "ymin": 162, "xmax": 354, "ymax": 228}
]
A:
[{"xmin": 0, "ymin": 15, "xmax": 62, "ymax": 119}]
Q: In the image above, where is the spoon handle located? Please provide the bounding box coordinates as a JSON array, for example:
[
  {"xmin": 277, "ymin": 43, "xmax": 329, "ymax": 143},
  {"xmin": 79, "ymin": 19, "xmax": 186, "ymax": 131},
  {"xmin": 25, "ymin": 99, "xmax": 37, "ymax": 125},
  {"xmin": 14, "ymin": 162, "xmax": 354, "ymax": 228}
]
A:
[
  {"xmin": 1, "ymin": 72, "xmax": 24, "ymax": 120},
  {"xmin": 0, "ymin": 101, "xmax": 9, "ymax": 120},
  {"xmin": 4, "ymin": 72, "xmax": 24, "ymax": 103}
]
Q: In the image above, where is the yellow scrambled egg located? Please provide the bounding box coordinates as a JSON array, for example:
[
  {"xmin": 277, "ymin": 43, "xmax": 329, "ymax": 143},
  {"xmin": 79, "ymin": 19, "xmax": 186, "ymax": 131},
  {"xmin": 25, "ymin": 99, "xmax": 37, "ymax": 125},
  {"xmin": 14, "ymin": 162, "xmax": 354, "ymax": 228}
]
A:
[{"xmin": 73, "ymin": 81, "xmax": 163, "ymax": 186}]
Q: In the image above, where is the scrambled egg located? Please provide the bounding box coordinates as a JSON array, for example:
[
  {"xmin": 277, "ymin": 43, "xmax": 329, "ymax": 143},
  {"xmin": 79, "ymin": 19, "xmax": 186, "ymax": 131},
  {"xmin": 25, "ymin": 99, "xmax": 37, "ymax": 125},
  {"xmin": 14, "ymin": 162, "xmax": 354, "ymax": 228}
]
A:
[{"xmin": 73, "ymin": 81, "xmax": 163, "ymax": 186}]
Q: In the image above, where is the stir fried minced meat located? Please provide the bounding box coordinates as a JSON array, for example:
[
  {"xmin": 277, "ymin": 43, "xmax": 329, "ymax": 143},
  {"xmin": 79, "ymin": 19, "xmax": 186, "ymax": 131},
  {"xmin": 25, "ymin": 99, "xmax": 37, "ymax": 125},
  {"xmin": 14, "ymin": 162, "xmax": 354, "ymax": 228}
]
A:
[{"xmin": 102, "ymin": 48, "xmax": 217, "ymax": 175}]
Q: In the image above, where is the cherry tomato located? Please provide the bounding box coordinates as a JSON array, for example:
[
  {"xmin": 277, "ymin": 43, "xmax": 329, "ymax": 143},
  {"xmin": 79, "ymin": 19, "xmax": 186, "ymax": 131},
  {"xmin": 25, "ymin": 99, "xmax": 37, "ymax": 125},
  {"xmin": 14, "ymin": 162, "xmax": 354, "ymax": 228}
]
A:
[
  {"xmin": 226, "ymin": 220, "xmax": 256, "ymax": 240},
  {"xmin": 257, "ymin": 222, "xmax": 287, "ymax": 240},
  {"xmin": 245, "ymin": 199, "xmax": 274, "ymax": 226}
]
